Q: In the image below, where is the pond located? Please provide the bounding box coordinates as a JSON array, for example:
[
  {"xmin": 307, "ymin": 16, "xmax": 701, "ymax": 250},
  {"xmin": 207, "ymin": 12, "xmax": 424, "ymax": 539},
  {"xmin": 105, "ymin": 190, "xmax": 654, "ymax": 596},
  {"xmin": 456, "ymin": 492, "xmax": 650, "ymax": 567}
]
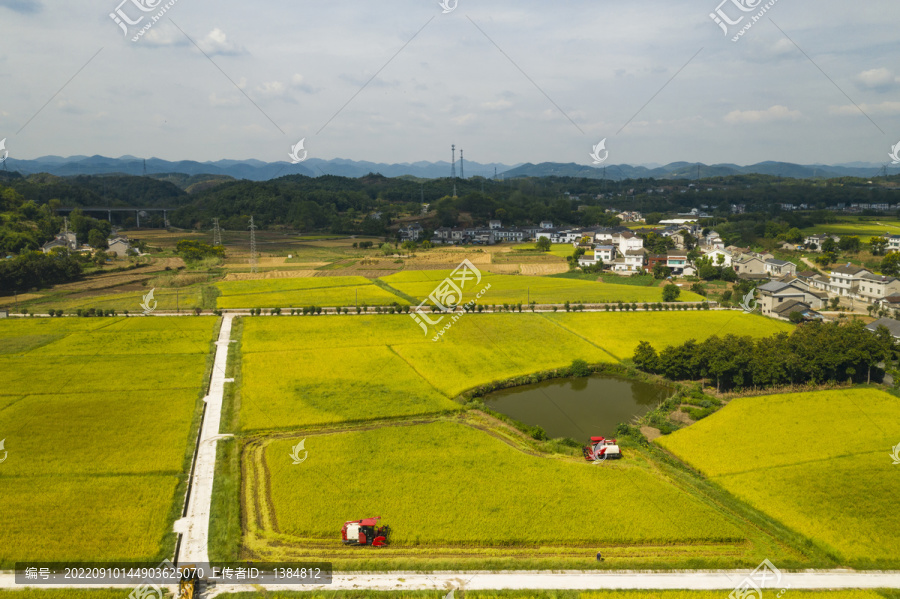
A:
[{"xmin": 483, "ymin": 375, "xmax": 671, "ymax": 440}]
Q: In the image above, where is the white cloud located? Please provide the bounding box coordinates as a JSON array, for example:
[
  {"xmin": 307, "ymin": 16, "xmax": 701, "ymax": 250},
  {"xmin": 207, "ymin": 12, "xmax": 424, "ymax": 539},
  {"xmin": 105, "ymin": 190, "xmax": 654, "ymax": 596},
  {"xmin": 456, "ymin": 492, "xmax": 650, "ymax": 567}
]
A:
[
  {"xmin": 452, "ymin": 113, "xmax": 477, "ymax": 125},
  {"xmin": 198, "ymin": 28, "xmax": 246, "ymax": 56},
  {"xmin": 481, "ymin": 99, "xmax": 513, "ymax": 111},
  {"xmin": 856, "ymin": 68, "xmax": 900, "ymax": 91},
  {"xmin": 829, "ymin": 101, "xmax": 900, "ymax": 116},
  {"xmin": 255, "ymin": 81, "xmax": 286, "ymax": 97},
  {"xmin": 209, "ymin": 93, "xmax": 240, "ymax": 107},
  {"xmin": 142, "ymin": 24, "xmax": 187, "ymax": 48},
  {"xmin": 291, "ymin": 74, "xmax": 315, "ymax": 94},
  {"xmin": 724, "ymin": 105, "xmax": 802, "ymax": 124}
]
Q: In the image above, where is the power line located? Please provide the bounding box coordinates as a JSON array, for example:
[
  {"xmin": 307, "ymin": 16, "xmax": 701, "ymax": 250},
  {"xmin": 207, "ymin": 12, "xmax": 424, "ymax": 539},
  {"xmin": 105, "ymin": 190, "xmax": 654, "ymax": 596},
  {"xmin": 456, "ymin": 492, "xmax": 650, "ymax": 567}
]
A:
[{"xmin": 249, "ymin": 216, "xmax": 258, "ymax": 274}]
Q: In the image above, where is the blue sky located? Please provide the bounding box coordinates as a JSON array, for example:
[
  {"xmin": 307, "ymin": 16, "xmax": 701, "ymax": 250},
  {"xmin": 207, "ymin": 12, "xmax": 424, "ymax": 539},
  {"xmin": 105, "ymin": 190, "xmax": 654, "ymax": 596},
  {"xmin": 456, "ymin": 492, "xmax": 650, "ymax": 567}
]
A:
[{"xmin": 0, "ymin": 0, "xmax": 898, "ymax": 166}]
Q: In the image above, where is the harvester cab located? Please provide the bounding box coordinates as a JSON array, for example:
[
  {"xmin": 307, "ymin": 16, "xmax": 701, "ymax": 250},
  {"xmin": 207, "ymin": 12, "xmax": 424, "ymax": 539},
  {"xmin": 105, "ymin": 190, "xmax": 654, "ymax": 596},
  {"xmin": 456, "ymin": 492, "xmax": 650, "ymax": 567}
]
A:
[
  {"xmin": 583, "ymin": 436, "xmax": 622, "ymax": 462},
  {"xmin": 341, "ymin": 517, "xmax": 391, "ymax": 546}
]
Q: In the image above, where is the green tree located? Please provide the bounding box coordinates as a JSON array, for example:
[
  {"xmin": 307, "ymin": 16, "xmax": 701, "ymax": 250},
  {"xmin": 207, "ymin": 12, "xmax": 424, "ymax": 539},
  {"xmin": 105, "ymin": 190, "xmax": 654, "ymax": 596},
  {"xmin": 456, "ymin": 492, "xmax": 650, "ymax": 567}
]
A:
[
  {"xmin": 870, "ymin": 237, "xmax": 888, "ymax": 256},
  {"xmin": 535, "ymin": 237, "xmax": 552, "ymax": 252},
  {"xmin": 662, "ymin": 283, "xmax": 681, "ymax": 302},
  {"xmin": 87, "ymin": 229, "xmax": 107, "ymax": 249},
  {"xmin": 784, "ymin": 227, "xmax": 803, "ymax": 243},
  {"xmin": 881, "ymin": 252, "xmax": 900, "ymax": 276},
  {"xmin": 838, "ymin": 236, "xmax": 861, "ymax": 252},
  {"xmin": 653, "ymin": 263, "xmax": 672, "ymax": 279},
  {"xmin": 632, "ymin": 341, "xmax": 659, "ymax": 373}
]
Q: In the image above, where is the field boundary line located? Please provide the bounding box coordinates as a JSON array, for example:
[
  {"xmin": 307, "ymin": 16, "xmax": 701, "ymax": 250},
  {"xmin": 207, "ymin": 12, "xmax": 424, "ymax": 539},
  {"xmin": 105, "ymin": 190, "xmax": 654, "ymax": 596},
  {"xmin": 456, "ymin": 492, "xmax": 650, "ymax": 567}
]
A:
[
  {"xmin": 385, "ymin": 344, "xmax": 453, "ymax": 399},
  {"xmin": 373, "ymin": 278, "xmax": 420, "ymax": 304},
  {"xmin": 711, "ymin": 446, "xmax": 896, "ymax": 480},
  {"xmin": 539, "ymin": 312, "xmax": 623, "ymax": 363}
]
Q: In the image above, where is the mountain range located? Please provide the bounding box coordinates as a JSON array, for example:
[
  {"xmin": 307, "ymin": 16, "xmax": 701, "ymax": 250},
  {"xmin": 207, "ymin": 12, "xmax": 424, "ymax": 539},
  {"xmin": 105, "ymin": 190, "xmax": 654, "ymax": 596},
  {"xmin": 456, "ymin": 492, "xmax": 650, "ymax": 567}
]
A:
[{"xmin": 2, "ymin": 155, "xmax": 895, "ymax": 182}]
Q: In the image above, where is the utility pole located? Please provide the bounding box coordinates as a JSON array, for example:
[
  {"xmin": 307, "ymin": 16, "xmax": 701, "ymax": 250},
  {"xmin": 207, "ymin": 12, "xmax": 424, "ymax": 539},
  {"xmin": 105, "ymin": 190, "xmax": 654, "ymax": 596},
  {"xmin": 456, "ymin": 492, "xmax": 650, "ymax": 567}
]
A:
[{"xmin": 249, "ymin": 216, "xmax": 258, "ymax": 274}]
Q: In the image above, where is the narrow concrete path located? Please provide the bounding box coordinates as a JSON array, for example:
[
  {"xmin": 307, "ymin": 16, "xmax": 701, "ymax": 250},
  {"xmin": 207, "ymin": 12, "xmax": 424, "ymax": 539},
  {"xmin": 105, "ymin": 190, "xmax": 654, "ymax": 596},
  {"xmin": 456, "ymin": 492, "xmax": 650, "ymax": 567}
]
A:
[
  {"xmin": 4, "ymin": 570, "xmax": 897, "ymax": 592},
  {"xmin": 201, "ymin": 570, "xmax": 900, "ymax": 594},
  {"xmin": 173, "ymin": 314, "xmax": 235, "ymax": 564}
]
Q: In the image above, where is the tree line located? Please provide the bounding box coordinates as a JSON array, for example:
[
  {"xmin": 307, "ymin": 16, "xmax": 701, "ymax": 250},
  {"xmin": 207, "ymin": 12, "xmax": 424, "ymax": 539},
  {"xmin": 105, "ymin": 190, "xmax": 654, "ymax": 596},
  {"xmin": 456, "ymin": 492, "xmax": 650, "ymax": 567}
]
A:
[{"xmin": 632, "ymin": 320, "xmax": 895, "ymax": 392}]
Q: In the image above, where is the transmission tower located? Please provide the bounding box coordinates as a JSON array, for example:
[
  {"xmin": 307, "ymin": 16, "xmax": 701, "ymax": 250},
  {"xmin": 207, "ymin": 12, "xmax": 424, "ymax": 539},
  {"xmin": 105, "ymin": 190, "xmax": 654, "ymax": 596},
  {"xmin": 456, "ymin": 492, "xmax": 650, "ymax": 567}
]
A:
[
  {"xmin": 450, "ymin": 144, "xmax": 456, "ymax": 179},
  {"xmin": 249, "ymin": 216, "xmax": 258, "ymax": 274},
  {"xmin": 213, "ymin": 218, "xmax": 222, "ymax": 246}
]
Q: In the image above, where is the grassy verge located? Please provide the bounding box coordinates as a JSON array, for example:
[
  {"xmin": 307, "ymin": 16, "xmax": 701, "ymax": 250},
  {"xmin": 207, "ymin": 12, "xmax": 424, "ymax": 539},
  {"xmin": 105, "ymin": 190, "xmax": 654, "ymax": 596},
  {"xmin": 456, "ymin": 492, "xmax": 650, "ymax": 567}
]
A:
[{"xmin": 210, "ymin": 316, "xmax": 244, "ymax": 562}]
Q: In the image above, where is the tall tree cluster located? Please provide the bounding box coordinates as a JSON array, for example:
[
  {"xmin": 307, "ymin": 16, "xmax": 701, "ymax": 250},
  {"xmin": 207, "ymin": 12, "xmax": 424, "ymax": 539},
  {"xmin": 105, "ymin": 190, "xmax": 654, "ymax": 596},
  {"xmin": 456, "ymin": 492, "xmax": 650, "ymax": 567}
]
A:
[{"xmin": 632, "ymin": 321, "xmax": 896, "ymax": 391}]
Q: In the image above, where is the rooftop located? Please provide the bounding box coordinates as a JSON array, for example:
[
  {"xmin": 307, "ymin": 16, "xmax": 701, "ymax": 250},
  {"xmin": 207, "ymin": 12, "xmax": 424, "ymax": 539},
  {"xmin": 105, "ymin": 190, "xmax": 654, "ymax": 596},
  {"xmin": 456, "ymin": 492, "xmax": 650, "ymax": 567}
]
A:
[{"xmin": 866, "ymin": 317, "xmax": 900, "ymax": 337}]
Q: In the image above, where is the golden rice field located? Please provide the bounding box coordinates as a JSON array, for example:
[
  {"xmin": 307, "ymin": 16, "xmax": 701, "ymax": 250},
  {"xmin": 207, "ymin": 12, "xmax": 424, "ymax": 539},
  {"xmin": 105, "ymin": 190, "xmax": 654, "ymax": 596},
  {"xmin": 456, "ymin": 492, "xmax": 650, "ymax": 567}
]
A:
[
  {"xmin": 657, "ymin": 389, "xmax": 900, "ymax": 567},
  {"xmin": 0, "ymin": 317, "xmax": 217, "ymax": 566},
  {"xmin": 380, "ymin": 270, "xmax": 705, "ymax": 305},
  {"xmin": 237, "ymin": 313, "xmax": 794, "ymax": 431},
  {"xmin": 510, "ymin": 242, "xmax": 579, "ymax": 257},
  {"xmin": 238, "ymin": 314, "xmax": 610, "ymax": 431},
  {"xmin": 265, "ymin": 421, "xmax": 743, "ymax": 545},
  {"xmin": 545, "ymin": 311, "xmax": 794, "ymax": 361},
  {"xmin": 216, "ymin": 276, "xmax": 407, "ymax": 309}
]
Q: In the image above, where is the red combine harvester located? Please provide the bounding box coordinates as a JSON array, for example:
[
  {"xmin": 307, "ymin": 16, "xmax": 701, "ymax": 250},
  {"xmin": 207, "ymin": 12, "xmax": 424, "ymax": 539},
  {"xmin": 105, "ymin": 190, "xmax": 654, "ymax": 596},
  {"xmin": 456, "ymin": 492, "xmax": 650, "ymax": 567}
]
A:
[
  {"xmin": 583, "ymin": 436, "xmax": 622, "ymax": 462},
  {"xmin": 341, "ymin": 517, "xmax": 391, "ymax": 546}
]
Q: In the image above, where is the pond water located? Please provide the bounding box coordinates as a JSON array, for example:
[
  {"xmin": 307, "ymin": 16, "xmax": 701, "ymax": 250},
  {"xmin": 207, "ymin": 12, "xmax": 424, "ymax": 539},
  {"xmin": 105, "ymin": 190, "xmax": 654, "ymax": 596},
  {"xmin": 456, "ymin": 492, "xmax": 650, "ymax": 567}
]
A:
[{"xmin": 483, "ymin": 375, "xmax": 671, "ymax": 440}]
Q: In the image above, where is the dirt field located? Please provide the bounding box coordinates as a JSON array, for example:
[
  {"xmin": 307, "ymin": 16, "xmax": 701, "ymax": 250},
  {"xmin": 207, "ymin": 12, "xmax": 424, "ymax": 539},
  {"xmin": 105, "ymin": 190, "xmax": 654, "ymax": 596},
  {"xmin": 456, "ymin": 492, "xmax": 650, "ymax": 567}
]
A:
[
  {"xmin": 222, "ymin": 270, "xmax": 320, "ymax": 281},
  {"xmin": 520, "ymin": 263, "xmax": 570, "ymax": 275}
]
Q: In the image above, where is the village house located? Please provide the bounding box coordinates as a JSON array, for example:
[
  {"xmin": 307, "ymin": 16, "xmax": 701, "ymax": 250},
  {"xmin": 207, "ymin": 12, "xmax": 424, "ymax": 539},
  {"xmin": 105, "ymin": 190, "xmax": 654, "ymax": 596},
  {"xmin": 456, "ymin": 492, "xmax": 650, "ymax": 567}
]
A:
[
  {"xmin": 41, "ymin": 231, "xmax": 77, "ymax": 254},
  {"xmin": 666, "ymin": 251, "xmax": 689, "ymax": 275},
  {"xmin": 764, "ymin": 258, "xmax": 797, "ymax": 278},
  {"xmin": 888, "ymin": 235, "xmax": 900, "ymax": 253},
  {"xmin": 825, "ymin": 264, "xmax": 871, "ymax": 297},
  {"xmin": 701, "ymin": 248, "xmax": 732, "ymax": 267},
  {"xmin": 399, "ymin": 223, "xmax": 424, "ymax": 242},
  {"xmin": 732, "ymin": 254, "xmax": 768, "ymax": 278},
  {"xmin": 803, "ymin": 234, "xmax": 839, "ymax": 251},
  {"xmin": 865, "ymin": 317, "xmax": 900, "ymax": 339},
  {"xmin": 107, "ymin": 237, "xmax": 134, "ymax": 258},
  {"xmin": 756, "ymin": 280, "xmax": 828, "ymax": 318},
  {"xmin": 854, "ymin": 272, "xmax": 900, "ymax": 303},
  {"xmin": 578, "ymin": 245, "xmax": 616, "ymax": 268}
]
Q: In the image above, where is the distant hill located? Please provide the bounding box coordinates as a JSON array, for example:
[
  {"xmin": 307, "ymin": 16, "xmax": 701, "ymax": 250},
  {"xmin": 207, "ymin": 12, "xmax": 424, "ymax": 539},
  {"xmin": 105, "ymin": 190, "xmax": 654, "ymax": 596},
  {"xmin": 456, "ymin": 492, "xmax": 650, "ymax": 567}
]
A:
[
  {"xmin": 3, "ymin": 155, "xmax": 894, "ymax": 182},
  {"xmin": 501, "ymin": 161, "xmax": 889, "ymax": 181}
]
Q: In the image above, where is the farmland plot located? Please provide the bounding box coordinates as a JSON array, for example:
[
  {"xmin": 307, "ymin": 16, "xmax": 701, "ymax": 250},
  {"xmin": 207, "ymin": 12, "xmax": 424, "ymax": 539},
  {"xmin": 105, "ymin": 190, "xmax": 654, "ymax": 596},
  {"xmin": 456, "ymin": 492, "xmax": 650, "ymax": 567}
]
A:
[
  {"xmin": 380, "ymin": 270, "xmax": 704, "ymax": 306},
  {"xmin": 0, "ymin": 317, "xmax": 217, "ymax": 565},
  {"xmin": 216, "ymin": 276, "xmax": 406, "ymax": 309},
  {"xmin": 238, "ymin": 315, "xmax": 610, "ymax": 431},
  {"xmin": 265, "ymin": 421, "xmax": 743, "ymax": 545},
  {"xmin": 547, "ymin": 312, "xmax": 794, "ymax": 360},
  {"xmin": 657, "ymin": 389, "xmax": 900, "ymax": 566}
]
